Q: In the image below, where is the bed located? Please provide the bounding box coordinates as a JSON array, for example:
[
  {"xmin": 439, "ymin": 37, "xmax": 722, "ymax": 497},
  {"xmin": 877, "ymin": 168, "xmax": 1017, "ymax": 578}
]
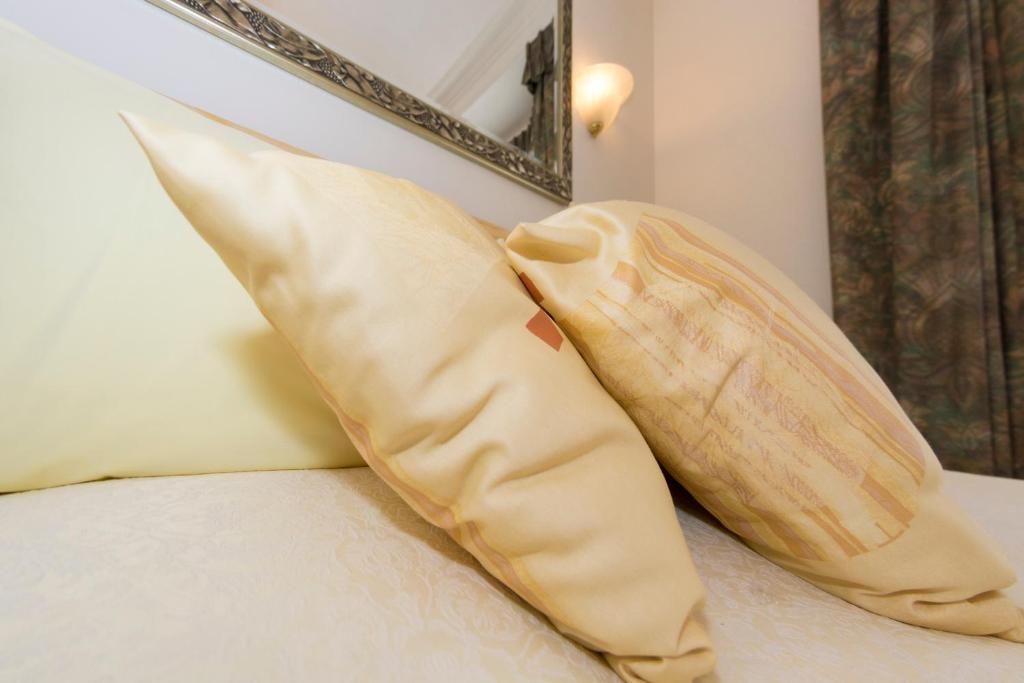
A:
[
  {"xmin": 1, "ymin": 468, "xmax": 1021, "ymax": 682},
  {"xmin": 2, "ymin": 12, "xmax": 1023, "ymax": 683}
]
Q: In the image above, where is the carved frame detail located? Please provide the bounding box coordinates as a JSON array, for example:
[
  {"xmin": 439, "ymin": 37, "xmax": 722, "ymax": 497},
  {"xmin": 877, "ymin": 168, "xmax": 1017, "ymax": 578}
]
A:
[{"xmin": 145, "ymin": 0, "xmax": 572, "ymax": 202}]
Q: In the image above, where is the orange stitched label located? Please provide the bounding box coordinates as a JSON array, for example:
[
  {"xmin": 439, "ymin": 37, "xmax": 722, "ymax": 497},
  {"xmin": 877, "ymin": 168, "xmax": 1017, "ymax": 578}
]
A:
[{"xmin": 526, "ymin": 310, "xmax": 563, "ymax": 351}]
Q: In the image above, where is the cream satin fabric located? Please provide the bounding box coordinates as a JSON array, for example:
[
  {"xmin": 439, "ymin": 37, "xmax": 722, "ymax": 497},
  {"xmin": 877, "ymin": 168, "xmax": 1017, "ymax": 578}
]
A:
[
  {"xmin": 0, "ymin": 19, "xmax": 362, "ymax": 492},
  {"xmin": 123, "ymin": 116, "xmax": 715, "ymax": 682},
  {"xmin": 504, "ymin": 200, "xmax": 1024, "ymax": 642}
]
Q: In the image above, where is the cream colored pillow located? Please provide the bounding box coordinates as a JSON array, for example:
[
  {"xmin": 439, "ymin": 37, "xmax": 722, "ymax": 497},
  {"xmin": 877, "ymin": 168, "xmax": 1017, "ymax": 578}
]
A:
[
  {"xmin": 0, "ymin": 19, "xmax": 362, "ymax": 492},
  {"xmin": 123, "ymin": 114, "xmax": 715, "ymax": 682},
  {"xmin": 504, "ymin": 200, "xmax": 1024, "ymax": 642}
]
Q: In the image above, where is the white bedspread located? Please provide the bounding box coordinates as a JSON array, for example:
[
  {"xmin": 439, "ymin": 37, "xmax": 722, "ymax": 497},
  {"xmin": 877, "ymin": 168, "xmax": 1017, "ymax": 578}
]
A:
[{"xmin": 1, "ymin": 468, "xmax": 1021, "ymax": 682}]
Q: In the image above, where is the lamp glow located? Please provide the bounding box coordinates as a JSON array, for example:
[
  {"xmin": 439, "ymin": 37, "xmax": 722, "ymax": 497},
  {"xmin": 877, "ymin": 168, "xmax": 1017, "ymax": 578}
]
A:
[{"xmin": 575, "ymin": 63, "xmax": 634, "ymax": 137}]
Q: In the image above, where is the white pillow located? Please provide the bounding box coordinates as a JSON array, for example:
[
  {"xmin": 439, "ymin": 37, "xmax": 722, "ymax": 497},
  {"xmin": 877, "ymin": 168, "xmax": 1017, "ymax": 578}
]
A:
[{"xmin": 0, "ymin": 19, "xmax": 362, "ymax": 492}]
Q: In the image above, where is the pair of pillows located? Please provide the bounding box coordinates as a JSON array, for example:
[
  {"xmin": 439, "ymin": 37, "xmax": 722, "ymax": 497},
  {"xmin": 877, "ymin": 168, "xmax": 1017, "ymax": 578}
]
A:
[{"xmin": 120, "ymin": 110, "xmax": 1023, "ymax": 683}]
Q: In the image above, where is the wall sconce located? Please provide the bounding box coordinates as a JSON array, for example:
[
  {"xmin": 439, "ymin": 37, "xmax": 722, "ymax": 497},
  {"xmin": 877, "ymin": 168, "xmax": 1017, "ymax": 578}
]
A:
[{"xmin": 575, "ymin": 63, "xmax": 635, "ymax": 137}]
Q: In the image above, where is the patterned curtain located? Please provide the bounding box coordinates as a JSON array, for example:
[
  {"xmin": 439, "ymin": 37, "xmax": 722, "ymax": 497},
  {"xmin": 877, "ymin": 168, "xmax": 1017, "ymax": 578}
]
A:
[{"xmin": 819, "ymin": 0, "xmax": 1023, "ymax": 477}]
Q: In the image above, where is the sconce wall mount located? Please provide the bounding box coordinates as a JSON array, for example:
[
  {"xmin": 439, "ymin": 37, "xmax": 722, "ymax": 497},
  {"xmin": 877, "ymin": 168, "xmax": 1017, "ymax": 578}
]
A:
[{"xmin": 575, "ymin": 63, "xmax": 635, "ymax": 137}]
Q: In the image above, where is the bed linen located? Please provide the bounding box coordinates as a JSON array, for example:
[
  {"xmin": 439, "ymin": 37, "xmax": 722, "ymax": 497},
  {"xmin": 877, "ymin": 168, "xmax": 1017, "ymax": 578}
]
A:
[{"xmin": 1, "ymin": 468, "xmax": 1020, "ymax": 682}]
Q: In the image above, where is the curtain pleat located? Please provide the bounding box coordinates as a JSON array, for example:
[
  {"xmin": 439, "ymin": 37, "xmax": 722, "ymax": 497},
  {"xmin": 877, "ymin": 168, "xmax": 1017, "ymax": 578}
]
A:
[{"xmin": 820, "ymin": 0, "xmax": 1023, "ymax": 477}]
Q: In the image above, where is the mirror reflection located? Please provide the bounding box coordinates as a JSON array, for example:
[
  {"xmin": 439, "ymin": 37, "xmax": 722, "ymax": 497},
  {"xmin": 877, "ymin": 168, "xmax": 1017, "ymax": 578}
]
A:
[{"xmin": 254, "ymin": 0, "xmax": 561, "ymax": 168}]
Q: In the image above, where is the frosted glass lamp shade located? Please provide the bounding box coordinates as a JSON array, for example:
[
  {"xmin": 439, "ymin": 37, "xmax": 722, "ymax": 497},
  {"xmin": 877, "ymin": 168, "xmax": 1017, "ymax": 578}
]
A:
[{"xmin": 575, "ymin": 63, "xmax": 634, "ymax": 136}]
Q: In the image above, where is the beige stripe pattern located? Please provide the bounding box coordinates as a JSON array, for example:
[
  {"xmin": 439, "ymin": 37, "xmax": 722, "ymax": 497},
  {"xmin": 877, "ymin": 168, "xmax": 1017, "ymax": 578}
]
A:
[{"xmin": 561, "ymin": 214, "xmax": 925, "ymax": 561}]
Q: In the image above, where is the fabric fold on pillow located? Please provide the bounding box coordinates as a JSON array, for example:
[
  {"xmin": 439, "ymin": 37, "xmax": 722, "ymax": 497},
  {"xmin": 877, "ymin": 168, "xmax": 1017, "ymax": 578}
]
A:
[
  {"xmin": 504, "ymin": 200, "xmax": 1024, "ymax": 643},
  {"xmin": 122, "ymin": 115, "xmax": 716, "ymax": 682}
]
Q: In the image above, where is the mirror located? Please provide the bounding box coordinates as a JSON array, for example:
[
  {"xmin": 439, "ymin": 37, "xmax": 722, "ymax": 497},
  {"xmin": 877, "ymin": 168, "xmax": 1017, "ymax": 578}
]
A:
[{"xmin": 146, "ymin": 0, "xmax": 572, "ymax": 202}]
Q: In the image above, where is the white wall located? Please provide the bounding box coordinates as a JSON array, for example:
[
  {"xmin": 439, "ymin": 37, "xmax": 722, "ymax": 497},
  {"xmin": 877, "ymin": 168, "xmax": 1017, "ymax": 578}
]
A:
[
  {"xmin": 0, "ymin": 0, "xmax": 655, "ymax": 229},
  {"xmin": 573, "ymin": 0, "xmax": 656, "ymax": 204},
  {"xmin": 652, "ymin": 0, "xmax": 832, "ymax": 312}
]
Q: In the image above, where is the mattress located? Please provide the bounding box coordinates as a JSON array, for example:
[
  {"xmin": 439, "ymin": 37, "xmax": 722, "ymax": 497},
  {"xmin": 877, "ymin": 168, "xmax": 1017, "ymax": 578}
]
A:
[{"xmin": 0, "ymin": 468, "xmax": 1021, "ymax": 682}]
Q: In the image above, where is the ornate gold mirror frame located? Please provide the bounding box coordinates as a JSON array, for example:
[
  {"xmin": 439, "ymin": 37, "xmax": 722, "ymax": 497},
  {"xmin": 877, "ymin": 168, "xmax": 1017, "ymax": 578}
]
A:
[{"xmin": 145, "ymin": 0, "xmax": 572, "ymax": 203}]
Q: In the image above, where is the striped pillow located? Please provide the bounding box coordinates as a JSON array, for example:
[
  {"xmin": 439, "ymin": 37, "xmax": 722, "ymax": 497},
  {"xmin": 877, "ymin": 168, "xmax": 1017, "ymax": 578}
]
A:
[{"xmin": 505, "ymin": 200, "xmax": 1024, "ymax": 641}]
